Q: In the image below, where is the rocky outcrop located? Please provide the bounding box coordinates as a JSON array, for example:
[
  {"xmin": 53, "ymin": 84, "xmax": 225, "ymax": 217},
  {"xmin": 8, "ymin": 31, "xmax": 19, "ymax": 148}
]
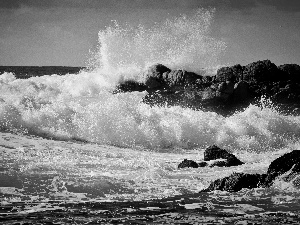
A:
[
  {"xmin": 264, "ymin": 150, "xmax": 300, "ymax": 187},
  {"xmin": 178, "ymin": 159, "xmax": 200, "ymax": 169},
  {"xmin": 216, "ymin": 64, "xmax": 243, "ymax": 83},
  {"xmin": 233, "ymin": 81, "xmax": 250, "ymax": 103},
  {"xmin": 115, "ymin": 60, "xmax": 300, "ymax": 116},
  {"xmin": 278, "ymin": 64, "xmax": 300, "ymax": 82},
  {"xmin": 178, "ymin": 145, "xmax": 244, "ymax": 169},
  {"xmin": 144, "ymin": 64, "xmax": 171, "ymax": 89},
  {"xmin": 162, "ymin": 70, "xmax": 201, "ymax": 87},
  {"xmin": 242, "ymin": 60, "xmax": 281, "ymax": 83},
  {"xmin": 201, "ymin": 173, "xmax": 266, "ymax": 192},
  {"xmin": 201, "ymin": 150, "xmax": 300, "ymax": 192},
  {"xmin": 204, "ymin": 145, "xmax": 244, "ymax": 166}
]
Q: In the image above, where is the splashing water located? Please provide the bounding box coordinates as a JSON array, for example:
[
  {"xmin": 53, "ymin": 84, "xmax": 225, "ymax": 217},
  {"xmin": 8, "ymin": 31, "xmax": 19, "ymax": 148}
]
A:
[
  {"xmin": 1, "ymin": 10, "xmax": 300, "ymax": 223},
  {"xmin": 88, "ymin": 8, "xmax": 226, "ymax": 83},
  {"xmin": 0, "ymin": 9, "xmax": 300, "ymax": 153}
]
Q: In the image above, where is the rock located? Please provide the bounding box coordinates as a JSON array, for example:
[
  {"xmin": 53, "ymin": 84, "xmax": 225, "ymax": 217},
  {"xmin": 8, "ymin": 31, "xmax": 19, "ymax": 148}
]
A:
[
  {"xmin": 216, "ymin": 81, "xmax": 234, "ymax": 100},
  {"xmin": 273, "ymin": 83, "xmax": 300, "ymax": 103},
  {"xmin": 198, "ymin": 161, "xmax": 208, "ymax": 167},
  {"xmin": 162, "ymin": 69, "xmax": 201, "ymax": 87},
  {"xmin": 178, "ymin": 159, "xmax": 199, "ymax": 169},
  {"xmin": 242, "ymin": 60, "xmax": 280, "ymax": 83},
  {"xmin": 115, "ymin": 80, "xmax": 147, "ymax": 92},
  {"xmin": 204, "ymin": 145, "xmax": 244, "ymax": 166},
  {"xmin": 233, "ymin": 81, "xmax": 250, "ymax": 103},
  {"xmin": 264, "ymin": 150, "xmax": 300, "ymax": 186},
  {"xmin": 201, "ymin": 173, "xmax": 267, "ymax": 192},
  {"xmin": 278, "ymin": 64, "xmax": 300, "ymax": 83},
  {"xmin": 216, "ymin": 64, "xmax": 243, "ymax": 83},
  {"xmin": 144, "ymin": 64, "xmax": 171, "ymax": 89}
]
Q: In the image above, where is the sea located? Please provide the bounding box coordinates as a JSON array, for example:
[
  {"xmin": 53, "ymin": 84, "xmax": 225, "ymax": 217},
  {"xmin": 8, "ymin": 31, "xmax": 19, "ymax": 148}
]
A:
[{"xmin": 1, "ymin": 9, "xmax": 300, "ymax": 224}]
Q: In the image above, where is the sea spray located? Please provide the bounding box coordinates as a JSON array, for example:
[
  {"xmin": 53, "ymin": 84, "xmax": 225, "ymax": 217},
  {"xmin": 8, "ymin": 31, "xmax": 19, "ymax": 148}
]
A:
[
  {"xmin": 88, "ymin": 8, "xmax": 226, "ymax": 83},
  {"xmin": 1, "ymin": 9, "xmax": 300, "ymax": 152},
  {"xmin": 1, "ymin": 71, "xmax": 300, "ymax": 153}
]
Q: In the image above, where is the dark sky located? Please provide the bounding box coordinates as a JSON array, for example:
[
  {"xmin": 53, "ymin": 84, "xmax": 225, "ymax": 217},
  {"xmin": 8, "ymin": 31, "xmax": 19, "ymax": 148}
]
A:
[{"xmin": 0, "ymin": 0, "xmax": 300, "ymax": 67}]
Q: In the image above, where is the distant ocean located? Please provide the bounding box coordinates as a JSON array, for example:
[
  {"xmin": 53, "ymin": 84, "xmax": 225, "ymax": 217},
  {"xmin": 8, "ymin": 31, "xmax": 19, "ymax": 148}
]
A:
[{"xmin": 1, "ymin": 9, "xmax": 300, "ymax": 224}]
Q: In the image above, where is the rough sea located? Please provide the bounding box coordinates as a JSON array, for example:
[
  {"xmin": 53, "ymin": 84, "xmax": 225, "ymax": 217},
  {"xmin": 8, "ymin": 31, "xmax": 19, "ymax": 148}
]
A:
[{"xmin": 1, "ymin": 9, "xmax": 300, "ymax": 224}]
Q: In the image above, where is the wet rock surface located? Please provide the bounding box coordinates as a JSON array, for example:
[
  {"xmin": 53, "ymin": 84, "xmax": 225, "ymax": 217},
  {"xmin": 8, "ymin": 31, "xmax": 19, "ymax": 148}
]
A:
[
  {"xmin": 178, "ymin": 145, "xmax": 244, "ymax": 169},
  {"xmin": 116, "ymin": 60, "xmax": 300, "ymax": 116},
  {"xmin": 204, "ymin": 145, "xmax": 244, "ymax": 166},
  {"xmin": 202, "ymin": 150, "xmax": 300, "ymax": 192},
  {"xmin": 201, "ymin": 173, "xmax": 267, "ymax": 192},
  {"xmin": 264, "ymin": 150, "xmax": 300, "ymax": 187}
]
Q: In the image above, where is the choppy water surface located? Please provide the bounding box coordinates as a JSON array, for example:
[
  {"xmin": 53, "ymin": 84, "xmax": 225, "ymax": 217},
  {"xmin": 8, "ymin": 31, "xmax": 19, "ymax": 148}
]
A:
[{"xmin": 1, "ymin": 8, "xmax": 300, "ymax": 224}]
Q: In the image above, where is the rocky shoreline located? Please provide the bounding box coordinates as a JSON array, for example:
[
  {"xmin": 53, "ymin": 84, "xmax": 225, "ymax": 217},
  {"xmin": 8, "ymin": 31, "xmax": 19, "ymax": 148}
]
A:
[
  {"xmin": 116, "ymin": 59, "xmax": 300, "ymax": 116},
  {"xmin": 178, "ymin": 145, "xmax": 300, "ymax": 193}
]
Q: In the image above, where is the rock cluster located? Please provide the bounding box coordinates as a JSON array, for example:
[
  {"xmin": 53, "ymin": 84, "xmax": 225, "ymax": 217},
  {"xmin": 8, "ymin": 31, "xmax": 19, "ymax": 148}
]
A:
[
  {"xmin": 115, "ymin": 60, "xmax": 300, "ymax": 115},
  {"xmin": 200, "ymin": 150, "xmax": 300, "ymax": 192},
  {"xmin": 178, "ymin": 145, "xmax": 244, "ymax": 169}
]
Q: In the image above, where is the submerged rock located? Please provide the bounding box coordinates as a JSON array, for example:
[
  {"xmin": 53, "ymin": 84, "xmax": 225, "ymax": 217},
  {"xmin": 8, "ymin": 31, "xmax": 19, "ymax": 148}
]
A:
[
  {"xmin": 201, "ymin": 173, "xmax": 267, "ymax": 192},
  {"xmin": 264, "ymin": 150, "xmax": 300, "ymax": 187},
  {"xmin": 204, "ymin": 145, "xmax": 244, "ymax": 167},
  {"xmin": 202, "ymin": 150, "xmax": 300, "ymax": 192},
  {"xmin": 178, "ymin": 159, "xmax": 199, "ymax": 169}
]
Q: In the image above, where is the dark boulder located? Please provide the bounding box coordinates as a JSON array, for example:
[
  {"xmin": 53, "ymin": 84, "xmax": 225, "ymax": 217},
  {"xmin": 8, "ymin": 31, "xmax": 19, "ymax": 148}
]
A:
[
  {"xmin": 278, "ymin": 64, "xmax": 300, "ymax": 83},
  {"xmin": 162, "ymin": 69, "xmax": 202, "ymax": 87},
  {"xmin": 233, "ymin": 81, "xmax": 250, "ymax": 103},
  {"xmin": 198, "ymin": 161, "xmax": 208, "ymax": 167},
  {"xmin": 216, "ymin": 64, "xmax": 243, "ymax": 83},
  {"xmin": 144, "ymin": 64, "xmax": 171, "ymax": 89},
  {"xmin": 178, "ymin": 159, "xmax": 199, "ymax": 169},
  {"xmin": 216, "ymin": 81, "xmax": 234, "ymax": 100},
  {"xmin": 242, "ymin": 60, "xmax": 280, "ymax": 83},
  {"xmin": 204, "ymin": 145, "xmax": 244, "ymax": 166},
  {"xmin": 115, "ymin": 80, "xmax": 147, "ymax": 92},
  {"xmin": 273, "ymin": 83, "xmax": 300, "ymax": 103},
  {"xmin": 201, "ymin": 173, "xmax": 267, "ymax": 192},
  {"xmin": 264, "ymin": 150, "xmax": 300, "ymax": 187}
]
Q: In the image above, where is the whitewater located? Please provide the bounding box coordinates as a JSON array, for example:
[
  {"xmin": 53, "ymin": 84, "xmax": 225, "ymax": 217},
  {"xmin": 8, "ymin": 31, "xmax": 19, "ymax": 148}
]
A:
[{"xmin": 1, "ymin": 9, "xmax": 300, "ymax": 224}]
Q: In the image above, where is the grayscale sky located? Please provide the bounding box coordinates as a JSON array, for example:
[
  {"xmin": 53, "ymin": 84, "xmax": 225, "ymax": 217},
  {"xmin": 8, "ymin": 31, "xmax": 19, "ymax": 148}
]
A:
[{"xmin": 0, "ymin": 0, "xmax": 299, "ymax": 66}]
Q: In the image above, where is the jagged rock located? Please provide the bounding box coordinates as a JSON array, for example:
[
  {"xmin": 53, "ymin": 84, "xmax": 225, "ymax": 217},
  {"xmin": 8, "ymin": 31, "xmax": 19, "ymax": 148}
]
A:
[
  {"xmin": 278, "ymin": 64, "xmax": 300, "ymax": 82},
  {"xmin": 178, "ymin": 159, "xmax": 199, "ymax": 169},
  {"xmin": 201, "ymin": 173, "xmax": 267, "ymax": 192},
  {"xmin": 162, "ymin": 69, "xmax": 202, "ymax": 87},
  {"xmin": 242, "ymin": 60, "xmax": 280, "ymax": 83},
  {"xmin": 144, "ymin": 64, "xmax": 171, "ymax": 89},
  {"xmin": 204, "ymin": 145, "xmax": 244, "ymax": 166},
  {"xmin": 264, "ymin": 150, "xmax": 300, "ymax": 187},
  {"xmin": 216, "ymin": 64, "xmax": 243, "ymax": 83}
]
